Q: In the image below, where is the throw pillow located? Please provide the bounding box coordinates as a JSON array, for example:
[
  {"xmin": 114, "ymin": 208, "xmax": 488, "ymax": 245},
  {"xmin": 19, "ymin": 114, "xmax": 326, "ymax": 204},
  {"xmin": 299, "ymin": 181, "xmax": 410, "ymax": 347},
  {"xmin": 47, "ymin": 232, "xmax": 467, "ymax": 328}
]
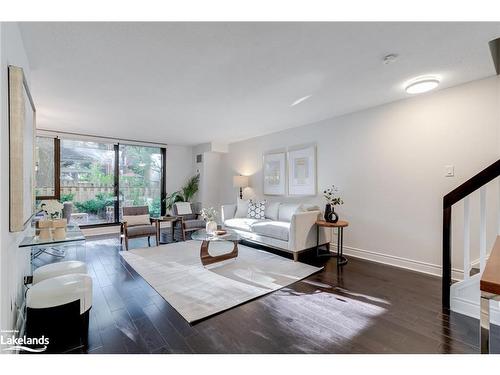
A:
[
  {"xmin": 265, "ymin": 201, "xmax": 280, "ymax": 221},
  {"xmin": 247, "ymin": 200, "xmax": 266, "ymax": 220},
  {"xmin": 123, "ymin": 214, "xmax": 151, "ymax": 226},
  {"xmin": 235, "ymin": 199, "xmax": 249, "ymax": 218},
  {"xmin": 175, "ymin": 202, "xmax": 192, "ymax": 215}
]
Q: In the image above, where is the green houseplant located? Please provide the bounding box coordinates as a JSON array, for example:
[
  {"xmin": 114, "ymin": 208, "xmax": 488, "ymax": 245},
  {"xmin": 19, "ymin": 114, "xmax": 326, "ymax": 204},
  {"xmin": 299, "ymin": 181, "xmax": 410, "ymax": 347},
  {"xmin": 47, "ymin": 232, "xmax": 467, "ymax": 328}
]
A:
[{"xmin": 165, "ymin": 174, "xmax": 200, "ymax": 212}]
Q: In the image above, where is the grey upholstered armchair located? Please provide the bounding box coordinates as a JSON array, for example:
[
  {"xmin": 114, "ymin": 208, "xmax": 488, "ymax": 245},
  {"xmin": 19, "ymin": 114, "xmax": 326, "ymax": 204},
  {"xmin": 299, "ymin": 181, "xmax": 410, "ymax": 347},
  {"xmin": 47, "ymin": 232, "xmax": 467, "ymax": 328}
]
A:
[
  {"xmin": 121, "ymin": 206, "xmax": 158, "ymax": 250},
  {"xmin": 172, "ymin": 202, "xmax": 205, "ymax": 241}
]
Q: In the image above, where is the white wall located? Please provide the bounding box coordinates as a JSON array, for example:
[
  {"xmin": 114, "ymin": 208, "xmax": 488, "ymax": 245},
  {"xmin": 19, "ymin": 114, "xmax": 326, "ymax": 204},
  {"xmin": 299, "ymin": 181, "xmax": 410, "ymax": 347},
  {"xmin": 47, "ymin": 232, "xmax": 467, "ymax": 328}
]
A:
[
  {"xmin": 201, "ymin": 152, "xmax": 224, "ymax": 212},
  {"xmin": 0, "ymin": 22, "xmax": 32, "ymax": 341},
  {"xmin": 165, "ymin": 144, "xmax": 195, "ymax": 196},
  {"xmin": 220, "ymin": 76, "xmax": 500, "ymax": 277}
]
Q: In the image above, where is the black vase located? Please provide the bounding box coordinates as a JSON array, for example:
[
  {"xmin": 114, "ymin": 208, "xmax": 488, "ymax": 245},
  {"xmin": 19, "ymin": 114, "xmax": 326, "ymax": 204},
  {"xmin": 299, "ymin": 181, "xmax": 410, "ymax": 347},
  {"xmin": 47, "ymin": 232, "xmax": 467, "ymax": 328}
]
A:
[{"xmin": 324, "ymin": 204, "xmax": 339, "ymax": 223}]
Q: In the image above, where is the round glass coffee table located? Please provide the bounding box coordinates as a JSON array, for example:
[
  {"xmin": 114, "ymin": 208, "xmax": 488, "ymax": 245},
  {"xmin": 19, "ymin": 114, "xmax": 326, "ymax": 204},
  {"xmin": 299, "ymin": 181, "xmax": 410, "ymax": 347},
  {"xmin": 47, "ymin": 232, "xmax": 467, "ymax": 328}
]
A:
[{"xmin": 191, "ymin": 229, "xmax": 240, "ymax": 266}]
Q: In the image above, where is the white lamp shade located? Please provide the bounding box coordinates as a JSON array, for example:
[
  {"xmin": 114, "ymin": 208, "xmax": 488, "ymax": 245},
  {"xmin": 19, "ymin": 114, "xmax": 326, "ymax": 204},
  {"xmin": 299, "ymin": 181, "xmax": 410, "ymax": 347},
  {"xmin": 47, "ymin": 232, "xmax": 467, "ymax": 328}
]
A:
[{"xmin": 233, "ymin": 175, "xmax": 249, "ymax": 188}]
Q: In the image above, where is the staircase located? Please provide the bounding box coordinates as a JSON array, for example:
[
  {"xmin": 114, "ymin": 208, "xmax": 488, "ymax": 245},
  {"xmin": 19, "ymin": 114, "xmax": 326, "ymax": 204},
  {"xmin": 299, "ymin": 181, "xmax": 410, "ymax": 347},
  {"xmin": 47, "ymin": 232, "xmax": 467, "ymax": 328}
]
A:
[{"xmin": 443, "ymin": 159, "xmax": 500, "ymax": 324}]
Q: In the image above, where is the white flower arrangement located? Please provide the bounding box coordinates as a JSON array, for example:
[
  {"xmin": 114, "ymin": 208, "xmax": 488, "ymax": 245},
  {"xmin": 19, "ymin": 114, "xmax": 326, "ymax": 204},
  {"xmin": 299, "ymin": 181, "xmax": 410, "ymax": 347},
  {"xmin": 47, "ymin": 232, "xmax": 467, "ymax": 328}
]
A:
[
  {"xmin": 39, "ymin": 199, "xmax": 64, "ymax": 219},
  {"xmin": 201, "ymin": 207, "xmax": 217, "ymax": 222},
  {"xmin": 323, "ymin": 185, "xmax": 344, "ymax": 206}
]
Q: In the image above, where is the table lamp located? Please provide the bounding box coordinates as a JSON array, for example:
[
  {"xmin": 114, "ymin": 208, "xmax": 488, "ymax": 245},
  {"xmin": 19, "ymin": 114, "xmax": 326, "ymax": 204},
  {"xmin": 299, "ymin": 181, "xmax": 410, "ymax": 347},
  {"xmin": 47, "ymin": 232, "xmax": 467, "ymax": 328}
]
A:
[{"xmin": 233, "ymin": 175, "xmax": 249, "ymax": 200}]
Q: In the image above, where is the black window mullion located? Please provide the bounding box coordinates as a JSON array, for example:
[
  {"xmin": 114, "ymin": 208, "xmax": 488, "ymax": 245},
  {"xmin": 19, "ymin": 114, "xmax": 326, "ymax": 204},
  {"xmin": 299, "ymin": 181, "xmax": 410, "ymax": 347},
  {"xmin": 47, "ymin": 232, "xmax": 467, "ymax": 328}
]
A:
[
  {"xmin": 114, "ymin": 143, "xmax": 120, "ymax": 223},
  {"xmin": 160, "ymin": 147, "xmax": 167, "ymax": 217}
]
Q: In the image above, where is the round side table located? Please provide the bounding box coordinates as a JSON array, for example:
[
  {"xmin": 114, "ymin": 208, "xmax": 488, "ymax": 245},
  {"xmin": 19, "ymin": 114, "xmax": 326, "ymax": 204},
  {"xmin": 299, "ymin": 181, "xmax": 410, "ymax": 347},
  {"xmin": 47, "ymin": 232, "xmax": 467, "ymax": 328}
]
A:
[{"xmin": 316, "ymin": 220, "xmax": 349, "ymax": 266}]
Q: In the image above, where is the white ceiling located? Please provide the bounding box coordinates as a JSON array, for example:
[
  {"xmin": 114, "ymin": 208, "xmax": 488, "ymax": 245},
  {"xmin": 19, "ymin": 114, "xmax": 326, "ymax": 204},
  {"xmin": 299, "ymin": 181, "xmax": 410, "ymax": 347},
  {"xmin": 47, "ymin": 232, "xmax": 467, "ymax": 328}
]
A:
[{"xmin": 19, "ymin": 22, "xmax": 500, "ymax": 146}]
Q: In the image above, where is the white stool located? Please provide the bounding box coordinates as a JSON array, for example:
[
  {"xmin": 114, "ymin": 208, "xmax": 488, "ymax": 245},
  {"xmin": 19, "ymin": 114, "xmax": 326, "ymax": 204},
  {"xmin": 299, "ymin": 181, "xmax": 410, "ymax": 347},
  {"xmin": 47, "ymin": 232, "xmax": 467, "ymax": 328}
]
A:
[
  {"xmin": 33, "ymin": 261, "xmax": 87, "ymax": 284},
  {"xmin": 26, "ymin": 274, "xmax": 92, "ymax": 353}
]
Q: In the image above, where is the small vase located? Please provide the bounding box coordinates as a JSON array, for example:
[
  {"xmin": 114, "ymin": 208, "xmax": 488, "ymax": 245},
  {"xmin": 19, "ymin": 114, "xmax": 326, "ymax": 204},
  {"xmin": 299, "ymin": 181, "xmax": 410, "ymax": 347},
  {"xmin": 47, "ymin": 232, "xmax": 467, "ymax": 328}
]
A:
[
  {"xmin": 324, "ymin": 204, "xmax": 339, "ymax": 223},
  {"xmin": 38, "ymin": 219, "xmax": 53, "ymax": 241},
  {"xmin": 206, "ymin": 220, "xmax": 217, "ymax": 234},
  {"xmin": 53, "ymin": 219, "xmax": 67, "ymax": 241}
]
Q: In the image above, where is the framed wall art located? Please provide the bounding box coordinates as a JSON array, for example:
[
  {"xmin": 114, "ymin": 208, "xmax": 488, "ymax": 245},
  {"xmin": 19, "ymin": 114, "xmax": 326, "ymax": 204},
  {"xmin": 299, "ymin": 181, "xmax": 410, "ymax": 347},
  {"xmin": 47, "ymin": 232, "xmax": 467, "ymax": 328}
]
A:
[
  {"xmin": 287, "ymin": 144, "xmax": 316, "ymax": 196},
  {"xmin": 9, "ymin": 65, "xmax": 36, "ymax": 232},
  {"xmin": 263, "ymin": 151, "xmax": 286, "ymax": 195}
]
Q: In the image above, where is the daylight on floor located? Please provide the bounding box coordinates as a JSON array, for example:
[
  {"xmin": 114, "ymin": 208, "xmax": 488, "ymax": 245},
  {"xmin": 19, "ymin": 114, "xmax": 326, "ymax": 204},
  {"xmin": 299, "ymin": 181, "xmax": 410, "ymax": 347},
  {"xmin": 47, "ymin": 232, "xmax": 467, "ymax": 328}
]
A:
[{"xmin": 0, "ymin": 1, "xmax": 499, "ymax": 374}]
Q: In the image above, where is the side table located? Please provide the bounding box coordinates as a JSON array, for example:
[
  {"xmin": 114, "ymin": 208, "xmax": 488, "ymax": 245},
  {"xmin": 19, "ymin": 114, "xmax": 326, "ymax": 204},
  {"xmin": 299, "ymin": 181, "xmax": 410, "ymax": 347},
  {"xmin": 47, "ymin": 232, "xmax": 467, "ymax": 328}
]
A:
[
  {"xmin": 316, "ymin": 220, "xmax": 349, "ymax": 266},
  {"xmin": 152, "ymin": 216, "xmax": 181, "ymax": 244}
]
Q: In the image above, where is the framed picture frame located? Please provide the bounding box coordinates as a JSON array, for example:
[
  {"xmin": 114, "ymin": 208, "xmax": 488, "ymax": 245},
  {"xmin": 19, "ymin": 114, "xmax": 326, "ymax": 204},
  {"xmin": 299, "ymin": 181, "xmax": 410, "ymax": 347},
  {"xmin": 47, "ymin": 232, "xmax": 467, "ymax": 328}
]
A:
[
  {"xmin": 287, "ymin": 144, "xmax": 317, "ymax": 196},
  {"xmin": 263, "ymin": 151, "xmax": 286, "ymax": 196},
  {"xmin": 9, "ymin": 65, "xmax": 36, "ymax": 232}
]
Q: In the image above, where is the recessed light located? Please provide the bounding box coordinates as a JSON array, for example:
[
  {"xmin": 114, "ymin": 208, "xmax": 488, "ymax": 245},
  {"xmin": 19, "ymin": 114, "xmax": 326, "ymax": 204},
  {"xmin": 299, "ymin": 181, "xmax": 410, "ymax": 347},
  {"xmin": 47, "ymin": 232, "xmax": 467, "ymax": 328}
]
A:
[
  {"xmin": 405, "ymin": 76, "xmax": 440, "ymax": 94},
  {"xmin": 291, "ymin": 95, "xmax": 312, "ymax": 107}
]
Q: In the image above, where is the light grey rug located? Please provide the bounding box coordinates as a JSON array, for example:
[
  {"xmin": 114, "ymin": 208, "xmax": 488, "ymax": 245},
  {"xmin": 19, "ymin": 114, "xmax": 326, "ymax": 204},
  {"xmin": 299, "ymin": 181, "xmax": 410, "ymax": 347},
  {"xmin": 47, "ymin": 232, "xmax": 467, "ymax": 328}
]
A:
[{"xmin": 119, "ymin": 240, "xmax": 322, "ymax": 323}]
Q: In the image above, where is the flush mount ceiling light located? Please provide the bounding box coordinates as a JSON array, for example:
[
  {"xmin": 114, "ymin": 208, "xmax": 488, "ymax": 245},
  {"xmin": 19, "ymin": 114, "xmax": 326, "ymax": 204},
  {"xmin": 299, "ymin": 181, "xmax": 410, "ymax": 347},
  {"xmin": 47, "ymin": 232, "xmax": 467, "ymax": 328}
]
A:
[
  {"xmin": 405, "ymin": 76, "xmax": 440, "ymax": 94},
  {"xmin": 291, "ymin": 94, "xmax": 312, "ymax": 107}
]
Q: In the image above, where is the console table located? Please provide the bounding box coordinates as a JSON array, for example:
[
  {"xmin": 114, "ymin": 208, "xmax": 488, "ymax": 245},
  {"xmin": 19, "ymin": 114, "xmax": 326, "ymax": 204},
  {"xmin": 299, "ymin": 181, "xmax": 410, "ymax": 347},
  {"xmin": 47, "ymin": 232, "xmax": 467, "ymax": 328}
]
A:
[
  {"xmin": 19, "ymin": 224, "xmax": 86, "ymax": 261},
  {"xmin": 316, "ymin": 220, "xmax": 349, "ymax": 266}
]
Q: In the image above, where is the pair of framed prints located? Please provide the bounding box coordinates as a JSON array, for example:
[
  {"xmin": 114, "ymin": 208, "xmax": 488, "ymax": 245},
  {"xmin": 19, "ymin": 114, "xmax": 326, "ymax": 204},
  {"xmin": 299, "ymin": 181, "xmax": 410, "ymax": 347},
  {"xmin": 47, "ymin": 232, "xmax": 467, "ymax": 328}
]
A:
[{"xmin": 263, "ymin": 144, "xmax": 316, "ymax": 196}]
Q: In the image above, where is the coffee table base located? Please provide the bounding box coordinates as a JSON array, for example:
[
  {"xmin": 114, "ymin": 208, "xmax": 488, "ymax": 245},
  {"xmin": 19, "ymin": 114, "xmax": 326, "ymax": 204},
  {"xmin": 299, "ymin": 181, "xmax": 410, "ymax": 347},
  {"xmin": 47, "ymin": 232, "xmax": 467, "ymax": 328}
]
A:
[{"xmin": 200, "ymin": 240, "xmax": 239, "ymax": 266}]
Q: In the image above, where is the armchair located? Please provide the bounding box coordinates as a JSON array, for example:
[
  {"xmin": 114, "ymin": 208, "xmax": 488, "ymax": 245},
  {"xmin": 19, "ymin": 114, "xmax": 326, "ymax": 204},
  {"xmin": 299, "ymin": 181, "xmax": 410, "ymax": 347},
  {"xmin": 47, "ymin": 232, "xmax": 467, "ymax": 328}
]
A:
[
  {"xmin": 172, "ymin": 202, "xmax": 205, "ymax": 241},
  {"xmin": 121, "ymin": 206, "xmax": 158, "ymax": 250}
]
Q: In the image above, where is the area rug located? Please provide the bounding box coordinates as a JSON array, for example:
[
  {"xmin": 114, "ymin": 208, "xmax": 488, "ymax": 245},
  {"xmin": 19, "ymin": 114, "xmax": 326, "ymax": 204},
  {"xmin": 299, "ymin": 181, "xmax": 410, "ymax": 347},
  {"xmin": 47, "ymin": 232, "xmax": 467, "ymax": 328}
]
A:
[{"xmin": 119, "ymin": 240, "xmax": 322, "ymax": 323}]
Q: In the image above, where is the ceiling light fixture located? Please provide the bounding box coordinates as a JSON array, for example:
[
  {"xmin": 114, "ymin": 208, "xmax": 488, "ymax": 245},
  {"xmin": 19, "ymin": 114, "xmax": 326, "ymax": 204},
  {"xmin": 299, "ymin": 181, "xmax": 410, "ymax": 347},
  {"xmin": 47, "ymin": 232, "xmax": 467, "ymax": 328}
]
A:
[
  {"xmin": 291, "ymin": 94, "xmax": 312, "ymax": 107},
  {"xmin": 405, "ymin": 76, "xmax": 440, "ymax": 94}
]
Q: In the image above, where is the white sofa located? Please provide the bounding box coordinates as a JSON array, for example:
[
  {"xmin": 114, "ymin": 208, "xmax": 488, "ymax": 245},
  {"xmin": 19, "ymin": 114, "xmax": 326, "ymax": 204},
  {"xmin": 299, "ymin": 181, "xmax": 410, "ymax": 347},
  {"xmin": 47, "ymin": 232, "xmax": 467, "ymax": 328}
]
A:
[{"xmin": 221, "ymin": 201, "xmax": 331, "ymax": 261}]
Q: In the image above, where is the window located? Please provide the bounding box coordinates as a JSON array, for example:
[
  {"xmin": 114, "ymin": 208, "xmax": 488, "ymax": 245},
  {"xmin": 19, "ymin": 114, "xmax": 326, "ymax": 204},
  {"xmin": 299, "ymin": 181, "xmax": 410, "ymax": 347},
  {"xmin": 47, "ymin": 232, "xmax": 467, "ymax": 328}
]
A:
[
  {"xmin": 119, "ymin": 144, "xmax": 162, "ymax": 218},
  {"xmin": 34, "ymin": 135, "xmax": 166, "ymax": 227},
  {"xmin": 60, "ymin": 139, "xmax": 116, "ymax": 225},
  {"xmin": 35, "ymin": 136, "xmax": 57, "ymax": 199}
]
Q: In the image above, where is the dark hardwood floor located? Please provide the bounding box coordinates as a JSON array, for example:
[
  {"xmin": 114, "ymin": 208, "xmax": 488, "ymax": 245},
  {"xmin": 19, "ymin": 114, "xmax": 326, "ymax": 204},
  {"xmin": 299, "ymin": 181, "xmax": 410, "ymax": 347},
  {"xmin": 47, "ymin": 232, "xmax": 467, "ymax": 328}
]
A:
[{"xmin": 32, "ymin": 232, "xmax": 500, "ymax": 354}]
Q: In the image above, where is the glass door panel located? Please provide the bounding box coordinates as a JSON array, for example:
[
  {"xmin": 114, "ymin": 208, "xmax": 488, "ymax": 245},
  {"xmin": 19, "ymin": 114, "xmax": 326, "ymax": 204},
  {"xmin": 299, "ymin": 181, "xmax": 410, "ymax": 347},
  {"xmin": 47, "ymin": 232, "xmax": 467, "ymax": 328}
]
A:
[
  {"xmin": 60, "ymin": 139, "xmax": 116, "ymax": 225},
  {"xmin": 35, "ymin": 136, "xmax": 56, "ymax": 198},
  {"xmin": 119, "ymin": 144, "xmax": 162, "ymax": 218}
]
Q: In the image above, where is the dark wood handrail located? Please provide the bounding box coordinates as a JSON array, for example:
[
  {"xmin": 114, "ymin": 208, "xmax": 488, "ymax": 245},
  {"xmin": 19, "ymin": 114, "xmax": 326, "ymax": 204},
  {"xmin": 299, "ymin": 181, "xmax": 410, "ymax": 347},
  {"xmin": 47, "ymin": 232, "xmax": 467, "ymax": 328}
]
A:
[
  {"xmin": 442, "ymin": 159, "xmax": 500, "ymax": 309},
  {"xmin": 443, "ymin": 159, "xmax": 500, "ymax": 208},
  {"xmin": 480, "ymin": 236, "xmax": 500, "ymax": 295}
]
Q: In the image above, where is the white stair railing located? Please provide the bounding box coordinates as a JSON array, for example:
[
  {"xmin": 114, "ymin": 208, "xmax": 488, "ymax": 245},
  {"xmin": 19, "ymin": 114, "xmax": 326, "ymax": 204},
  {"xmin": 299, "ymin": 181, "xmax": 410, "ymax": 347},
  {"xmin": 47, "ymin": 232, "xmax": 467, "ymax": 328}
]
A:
[
  {"xmin": 463, "ymin": 196, "xmax": 471, "ymax": 280},
  {"xmin": 479, "ymin": 186, "xmax": 487, "ymax": 273}
]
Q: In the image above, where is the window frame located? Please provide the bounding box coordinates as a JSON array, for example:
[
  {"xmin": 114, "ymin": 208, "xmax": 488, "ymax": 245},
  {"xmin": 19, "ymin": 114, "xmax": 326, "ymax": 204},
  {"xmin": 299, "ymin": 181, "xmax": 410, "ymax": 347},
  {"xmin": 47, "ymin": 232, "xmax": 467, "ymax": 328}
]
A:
[
  {"xmin": 35, "ymin": 137, "xmax": 60, "ymax": 201},
  {"xmin": 35, "ymin": 135, "xmax": 166, "ymax": 227}
]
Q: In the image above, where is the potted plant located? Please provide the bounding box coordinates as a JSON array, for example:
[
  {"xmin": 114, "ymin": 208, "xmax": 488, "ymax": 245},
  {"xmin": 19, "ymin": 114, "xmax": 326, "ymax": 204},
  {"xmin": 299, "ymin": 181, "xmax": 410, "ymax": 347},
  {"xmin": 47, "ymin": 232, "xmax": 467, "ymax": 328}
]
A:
[
  {"xmin": 201, "ymin": 207, "xmax": 218, "ymax": 234},
  {"xmin": 323, "ymin": 185, "xmax": 344, "ymax": 223},
  {"xmin": 165, "ymin": 174, "xmax": 200, "ymax": 213}
]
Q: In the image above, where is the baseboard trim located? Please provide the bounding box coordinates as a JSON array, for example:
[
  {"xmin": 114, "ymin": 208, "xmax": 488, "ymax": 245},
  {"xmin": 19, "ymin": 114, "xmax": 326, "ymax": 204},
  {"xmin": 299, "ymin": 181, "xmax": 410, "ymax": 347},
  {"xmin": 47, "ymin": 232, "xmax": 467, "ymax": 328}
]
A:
[
  {"xmin": 451, "ymin": 296, "xmax": 500, "ymax": 325},
  {"xmin": 330, "ymin": 244, "xmax": 463, "ymax": 280}
]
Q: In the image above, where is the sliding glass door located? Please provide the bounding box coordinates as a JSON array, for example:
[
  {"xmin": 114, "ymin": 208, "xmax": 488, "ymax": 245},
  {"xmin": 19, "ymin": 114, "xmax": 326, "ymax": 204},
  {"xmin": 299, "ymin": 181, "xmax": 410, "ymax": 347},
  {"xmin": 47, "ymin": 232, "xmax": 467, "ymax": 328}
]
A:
[
  {"xmin": 35, "ymin": 136, "xmax": 166, "ymax": 227},
  {"xmin": 119, "ymin": 145, "xmax": 162, "ymax": 218},
  {"xmin": 60, "ymin": 139, "xmax": 116, "ymax": 225}
]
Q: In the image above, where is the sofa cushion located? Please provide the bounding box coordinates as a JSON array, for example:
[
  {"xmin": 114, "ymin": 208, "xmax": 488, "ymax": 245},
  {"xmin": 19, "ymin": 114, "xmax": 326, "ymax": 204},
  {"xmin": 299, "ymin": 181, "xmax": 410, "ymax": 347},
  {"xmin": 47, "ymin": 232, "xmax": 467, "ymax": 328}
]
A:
[
  {"xmin": 278, "ymin": 203, "xmax": 304, "ymax": 222},
  {"xmin": 235, "ymin": 199, "xmax": 249, "ymax": 218},
  {"xmin": 265, "ymin": 202, "xmax": 280, "ymax": 221},
  {"xmin": 251, "ymin": 221, "xmax": 290, "ymax": 241},
  {"xmin": 224, "ymin": 218, "xmax": 263, "ymax": 232},
  {"xmin": 127, "ymin": 224, "xmax": 156, "ymax": 237},
  {"xmin": 247, "ymin": 200, "xmax": 266, "ymax": 219}
]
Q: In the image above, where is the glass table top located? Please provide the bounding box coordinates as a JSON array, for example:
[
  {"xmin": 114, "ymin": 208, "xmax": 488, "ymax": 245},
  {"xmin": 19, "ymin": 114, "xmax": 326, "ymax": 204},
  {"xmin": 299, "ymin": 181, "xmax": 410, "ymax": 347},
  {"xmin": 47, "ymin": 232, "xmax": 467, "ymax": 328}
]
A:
[
  {"xmin": 19, "ymin": 224, "xmax": 86, "ymax": 248},
  {"xmin": 191, "ymin": 229, "xmax": 240, "ymax": 242}
]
